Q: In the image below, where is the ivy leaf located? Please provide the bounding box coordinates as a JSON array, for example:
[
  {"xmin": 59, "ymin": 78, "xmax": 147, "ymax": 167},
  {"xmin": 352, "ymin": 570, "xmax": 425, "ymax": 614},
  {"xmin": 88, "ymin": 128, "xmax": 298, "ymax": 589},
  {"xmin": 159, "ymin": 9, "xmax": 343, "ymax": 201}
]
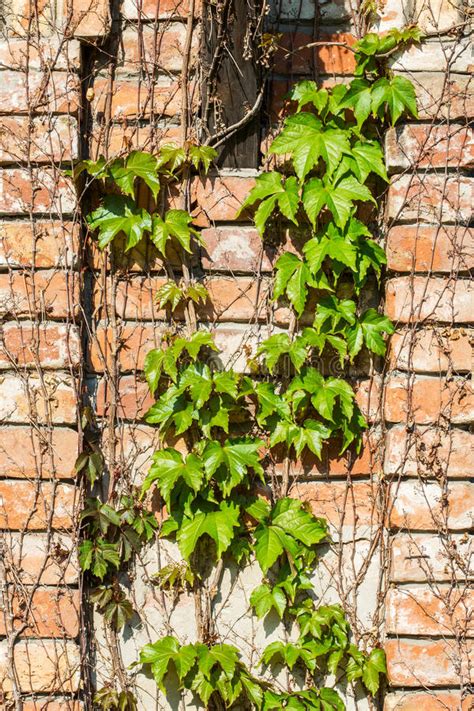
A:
[
  {"xmin": 202, "ymin": 438, "xmax": 264, "ymax": 497},
  {"xmin": 270, "ymin": 113, "xmax": 350, "ymax": 180},
  {"xmin": 109, "ymin": 151, "xmax": 160, "ymax": 199},
  {"xmin": 362, "ymin": 648, "xmax": 387, "ymax": 695},
  {"xmin": 304, "ymin": 225, "xmax": 358, "ymax": 273},
  {"xmin": 139, "ymin": 637, "xmax": 197, "ymax": 691},
  {"xmin": 273, "ymin": 252, "xmax": 317, "ymax": 317},
  {"xmin": 347, "ymin": 309, "xmax": 395, "ymax": 358},
  {"xmin": 188, "ymin": 144, "xmax": 218, "ymax": 172},
  {"xmin": 311, "ymin": 377, "xmax": 355, "ymax": 422},
  {"xmin": 141, "ymin": 448, "xmax": 204, "ymax": 508},
  {"xmin": 271, "ymin": 498, "xmax": 328, "ymax": 548},
  {"xmin": 338, "ymin": 79, "xmax": 373, "ymax": 128},
  {"xmin": 177, "ymin": 501, "xmax": 241, "ymax": 561},
  {"xmin": 250, "ymin": 583, "xmax": 287, "ymax": 619},
  {"xmin": 295, "ymin": 419, "xmax": 332, "ymax": 458},
  {"xmin": 313, "ymin": 296, "xmax": 356, "ymax": 333},
  {"xmin": 351, "ymin": 140, "xmax": 388, "ymax": 182},
  {"xmin": 156, "ymin": 281, "xmax": 184, "ymax": 311},
  {"xmin": 87, "ymin": 195, "xmax": 152, "ymax": 251},
  {"xmin": 289, "ymin": 81, "xmax": 328, "ymax": 113},
  {"xmin": 258, "ymin": 333, "xmax": 308, "ymax": 373},
  {"xmin": 78, "ymin": 539, "xmax": 120, "ymax": 580},
  {"xmin": 255, "ymin": 381, "xmax": 291, "ymax": 425},
  {"xmin": 237, "ymin": 172, "xmax": 299, "ymax": 235},
  {"xmin": 253, "ymin": 525, "xmax": 286, "ymax": 573},
  {"xmin": 371, "ymin": 76, "xmax": 418, "ymax": 125},
  {"xmin": 144, "ymin": 347, "xmax": 177, "ymax": 391},
  {"xmin": 302, "ymin": 175, "xmax": 376, "ymax": 228},
  {"xmin": 151, "ymin": 209, "xmax": 198, "ymax": 256},
  {"xmin": 156, "ymin": 144, "xmax": 187, "ymax": 173}
]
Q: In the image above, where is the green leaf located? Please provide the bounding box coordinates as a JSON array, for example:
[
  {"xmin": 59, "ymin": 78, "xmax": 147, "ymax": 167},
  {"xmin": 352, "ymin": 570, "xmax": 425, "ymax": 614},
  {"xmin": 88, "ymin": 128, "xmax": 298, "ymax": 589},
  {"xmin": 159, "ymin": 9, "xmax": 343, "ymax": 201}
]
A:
[
  {"xmin": 347, "ymin": 309, "xmax": 395, "ymax": 358},
  {"xmin": 258, "ymin": 333, "xmax": 308, "ymax": 373},
  {"xmin": 314, "ymin": 296, "xmax": 356, "ymax": 333},
  {"xmin": 141, "ymin": 448, "xmax": 204, "ymax": 508},
  {"xmin": 151, "ymin": 209, "xmax": 198, "ymax": 256},
  {"xmin": 371, "ymin": 75, "xmax": 418, "ymax": 125},
  {"xmin": 338, "ymin": 78, "xmax": 373, "ymax": 128},
  {"xmin": 78, "ymin": 539, "xmax": 121, "ymax": 580},
  {"xmin": 273, "ymin": 252, "xmax": 316, "ymax": 317},
  {"xmin": 302, "ymin": 175, "xmax": 375, "ymax": 228},
  {"xmin": 289, "ymin": 81, "xmax": 328, "ymax": 113},
  {"xmin": 250, "ymin": 583, "xmax": 287, "ymax": 619},
  {"xmin": 188, "ymin": 144, "xmax": 217, "ymax": 172},
  {"xmin": 156, "ymin": 281, "xmax": 184, "ymax": 311},
  {"xmin": 139, "ymin": 637, "xmax": 197, "ymax": 691},
  {"xmin": 270, "ymin": 113, "xmax": 350, "ymax": 180},
  {"xmin": 254, "ymin": 525, "xmax": 285, "ymax": 573},
  {"xmin": 177, "ymin": 501, "xmax": 240, "ymax": 561},
  {"xmin": 351, "ymin": 140, "xmax": 388, "ymax": 182},
  {"xmin": 109, "ymin": 151, "xmax": 160, "ymax": 199},
  {"xmin": 362, "ymin": 648, "xmax": 386, "ymax": 695},
  {"xmin": 202, "ymin": 437, "xmax": 264, "ymax": 496},
  {"xmin": 237, "ymin": 172, "xmax": 299, "ymax": 235},
  {"xmin": 311, "ymin": 377, "xmax": 355, "ymax": 422},
  {"xmin": 87, "ymin": 195, "xmax": 152, "ymax": 251}
]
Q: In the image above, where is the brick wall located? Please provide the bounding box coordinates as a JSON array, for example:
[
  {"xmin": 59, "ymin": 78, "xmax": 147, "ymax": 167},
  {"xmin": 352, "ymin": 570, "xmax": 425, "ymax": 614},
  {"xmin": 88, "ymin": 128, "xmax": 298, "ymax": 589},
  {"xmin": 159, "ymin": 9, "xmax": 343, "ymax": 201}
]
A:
[{"xmin": 0, "ymin": 0, "xmax": 472, "ymax": 707}]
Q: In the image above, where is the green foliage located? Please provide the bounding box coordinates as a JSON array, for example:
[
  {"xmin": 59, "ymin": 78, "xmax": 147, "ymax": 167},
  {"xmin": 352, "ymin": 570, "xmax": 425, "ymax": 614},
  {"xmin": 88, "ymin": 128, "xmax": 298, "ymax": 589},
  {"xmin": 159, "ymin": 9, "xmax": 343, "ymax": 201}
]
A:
[{"xmin": 76, "ymin": 28, "xmax": 418, "ymax": 709}]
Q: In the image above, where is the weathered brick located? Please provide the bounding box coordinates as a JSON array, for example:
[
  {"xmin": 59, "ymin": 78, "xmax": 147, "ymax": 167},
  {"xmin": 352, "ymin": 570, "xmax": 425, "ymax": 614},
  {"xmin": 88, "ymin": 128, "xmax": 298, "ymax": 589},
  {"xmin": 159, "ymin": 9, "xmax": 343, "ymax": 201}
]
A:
[
  {"xmin": 390, "ymin": 481, "xmax": 473, "ymax": 531},
  {"xmin": 90, "ymin": 122, "xmax": 181, "ymax": 158},
  {"xmin": 274, "ymin": 32, "xmax": 356, "ymax": 75},
  {"xmin": 202, "ymin": 226, "xmax": 273, "ymax": 272},
  {"xmin": 0, "ymin": 220, "xmax": 79, "ymax": 269},
  {"xmin": 191, "ymin": 174, "xmax": 256, "ymax": 226},
  {"xmin": 0, "ymin": 426, "xmax": 79, "ymax": 479},
  {"xmin": 0, "ymin": 481, "xmax": 75, "ymax": 530},
  {"xmin": 386, "ymin": 586, "xmax": 474, "ymax": 637},
  {"xmin": 0, "ymin": 639, "xmax": 80, "ymax": 693},
  {"xmin": 387, "ymin": 174, "xmax": 472, "ymax": 224},
  {"xmin": 386, "ymin": 277, "xmax": 473, "ymax": 323},
  {"xmin": 0, "ymin": 70, "xmax": 80, "ymax": 114},
  {"xmin": 92, "ymin": 77, "xmax": 183, "ymax": 119},
  {"xmin": 385, "ymin": 425, "xmax": 473, "ymax": 480},
  {"xmin": 389, "ymin": 328, "xmax": 472, "ymax": 373},
  {"xmin": 89, "ymin": 323, "xmax": 165, "ymax": 372},
  {"xmin": 96, "ymin": 375, "xmax": 153, "ymax": 420},
  {"xmin": 1, "ymin": 322, "xmax": 81, "ymax": 369},
  {"xmin": 0, "ymin": 115, "xmax": 78, "ymax": 164},
  {"xmin": 269, "ymin": 0, "xmax": 351, "ymax": 22},
  {"xmin": 377, "ymin": 0, "xmax": 463, "ymax": 33},
  {"xmin": 384, "ymin": 691, "xmax": 473, "ymax": 711},
  {"xmin": 2, "ymin": 0, "xmax": 58, "ymax": 37},
  {"xmin": 385, "ymin": 638, "xmax": 473, "ymax": 687},
  {"xmin": 0, "ymin": 270, "xmax": 79, "ymax": 319},
  {"xmin": 22, "ymin": 700, "xmax": 82, "ymax": 711},
  {"xmin": 390, "ymin": 533, "xmax": 472, "ymax": 582},
  {"xmin": 292, "ymin": 481, "xmax": 379, "ymax": 533},
  {"xmin": 119, "ymin": 24, "xmax": 199, "ymax": 74},
  {"xmin": 6, "ymin": 532, "xmax": 79, "ymax": 585},
  {"xmin": 386, "ymin": 225, "xmax": 474, "ymax": 273},
  {"xmin": 411, "ymin": 73, "xmax": 474, "ymax": 121},
  {"xmin": 384, "ymin": 375, "xmax": 473, "ymax": 425},
  {"xmin": 121, "ymin": 0, "xmax": 198, "ymax": 19},
  {"xmin": 0, "ymin": 587, "xmax": 80, "ymax": 637},
  {"xmin": 0, "ymin": 169, "xmax": 76, "ymax": 215},
  {"xmin": 391, "ymin": 38, "xmax": 472, "ymax": 73},
  {"xmin": 386, "ymin": 124, "xmax": 474, "ymax": 173},
  {"xmin": 69, "ymin": 0, "xmax": 110, "ymax": 37},
  {"xmin": 0, "ymin": 373, "xmax": 77, "ymax": 424},
  {"xmin": 0, "ymin": 38, "xmax": 81, "ymax": 71},
  {"xmin": 355, "ymin": 376, "xmax": 383, "ymax": 423}
]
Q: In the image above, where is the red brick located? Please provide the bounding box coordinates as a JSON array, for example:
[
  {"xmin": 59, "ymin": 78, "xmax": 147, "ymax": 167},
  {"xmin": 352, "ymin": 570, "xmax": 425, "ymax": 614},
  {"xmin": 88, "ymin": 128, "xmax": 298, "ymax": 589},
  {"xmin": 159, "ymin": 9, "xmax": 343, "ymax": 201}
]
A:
[
  {"xmin": 96, "ymin": 375, "xmax": 153, "ymax": 420},
  {"xmin": 387, "ymin": 174, "xmax": 472, "ymax": 224},
  {"xmin": 0, "ymin": 587, "xmax": 80, "ymax": 637},
  {"xmin": 386, "ymin": 586, "xmax": 474, "ymax": 637},
  {"xmin": 390, "ymin": 533, "xmax": 472, "ymax": 582},
  {"xmin": 0, "ymin": 270, "xmax": 79, "ymax": 319},
  {"xmin": 2, "ymin": 0, "xmax": 57, "ymax": 37},
  {"xmin": 90, "ymin": 323, "xmax": 165, "ymax": 372},
  {"xmin": 120, "ymin": 23, "xmax": 199, "ymax": 74},
  {"xmin": 0, "ymin": 373, "xmax": 77, "ymax": 424},
  {"xmin": 0, "ymin": 481, "xmax": 75, "ymax": 530},
  {"xmin": 386, "ymin": 225, "xmax": 474, "ymax": 273},
  {"xmin": 121, "ymin": 0, "xmax": 199, "ymax": 19},
  {"xmin": 191, "ymin": 175, "xmax": 256, "ymax": 226},
  {"xmin": 274, "ymin": 32, "xmax": 356, "ymax": 75},
  {"xmin": 386, "ymin": 276, "xmax": 473, "ymax": 323},
  {"xmin": 385, "ymin": 425, "xmax": 473, "ymax": 480},
  {"xmin": 0, "ymin": 38, "xmax": 81, "ymax": 71},
  {"xmin": 0, "ymin": 426, "xmax": 79, "ymax": 479},
  {"xmin": 69, "ymin": 0, "xmax": 110, "ymax": 37},
  {"xmin": 92, "ymin": 78, "xmax": 183, "ymax": 119},
  {"xmin": 202, "ymin": 226, "xmax": 272, "ymax": 272},
  {"xmin": 0, "ymin": 169, "xmax": 76, "ymax": 215},
  {"xmin": 0, "ymin": 639, "xmax": 80, "ymax": 693},
  {"xmin": 385, "ymin": 638, "xmax": 473, "ymax": 687},
  {"xmin": 384, "ymin": 375, "xmax": 473, "ymax": 425},
  {"xmin": 0, "ymin": 220, "xmax": 79, "ymax": 269},
  {"xmin": 412, "ymin": 72, "xmax": 474, "ymax": 121},
  {"xmin": 389, "ymin": 328, "xmax": 472, "ymax": 373},
  {"xmin": 1, "ymin": 322, "xmax": 81, "ymax": 369},
  {"xmin": 355, "ymin": 376, "xmax": 383, "ymax": 423},
  {"xmin": 291, "ymin": 481, "xmax": 379, "ymax": 531},
  {"xmin": 6, "ymin": 532, "xmax": 79, "ymax": 585},
  {"xmin": 384, "ymin": 691, "xmax": 473, "ymax": 711},
  {"xmin": 0, "ymin": 70, "xmax": 80, "ymax": 114},
  {"xmin": 90, "ymin": 121, "xmax": 181, "ymax": 158},
  {"xmin": 386, "ymin": 124, "xmax": 474, "ymax": 172},
  {"xmin": 0, "ymin": 115, "xmax": 78, "ymax": 164},
  {"xmin": 390, "ymin": 481, "xmax": 473, "ymax": 531},
  {"xmin": 22, "ymin": 701, "xmax": 82, "ymax": 711}
]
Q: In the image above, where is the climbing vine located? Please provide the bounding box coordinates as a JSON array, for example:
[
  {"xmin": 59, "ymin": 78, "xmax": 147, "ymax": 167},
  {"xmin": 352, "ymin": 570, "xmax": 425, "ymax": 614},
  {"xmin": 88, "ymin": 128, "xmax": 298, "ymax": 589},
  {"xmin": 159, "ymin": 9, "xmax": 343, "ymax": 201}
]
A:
[{"xmin": 73, "ymin": 27, "xmax": 420, "ymax": 711}]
